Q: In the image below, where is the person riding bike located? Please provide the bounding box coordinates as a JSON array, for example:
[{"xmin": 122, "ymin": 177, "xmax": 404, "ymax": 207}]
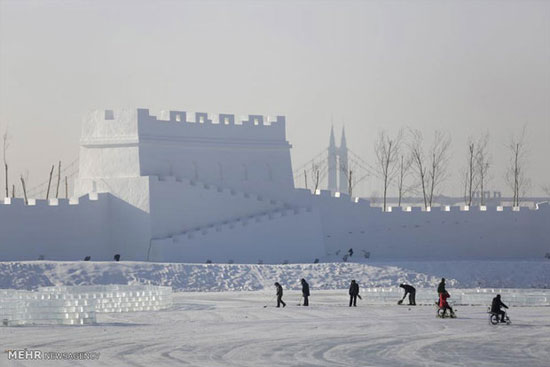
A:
[{"xmin": 491, "ymin": 294, "xmax": 509, "ymax": 323}]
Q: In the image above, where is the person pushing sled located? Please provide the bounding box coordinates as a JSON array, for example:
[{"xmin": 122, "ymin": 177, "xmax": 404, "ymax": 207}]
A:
[{"xmin": 437, "ymin": 291, "xmax": 456, "ymax": 318}]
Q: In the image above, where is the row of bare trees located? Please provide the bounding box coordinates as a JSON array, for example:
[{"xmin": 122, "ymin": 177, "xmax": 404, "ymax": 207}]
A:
[
  {"xmin": 374, "ymin": 128, "xmax": 452, "ymax": 211},
  {"xmin": 2, "ymin": 126, "xmax": 69, "ymax": 203},
  {"xmin": 1, "ymin": 128, "xmax": 22, "ymax": 201},
  {"xmin": 373, "ymin": 127, "xmax": 534, "ymax": 211}
]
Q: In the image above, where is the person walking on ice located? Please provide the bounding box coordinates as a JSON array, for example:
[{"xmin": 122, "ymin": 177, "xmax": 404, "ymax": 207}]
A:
[
  {"xmin": 398, "ymin": 283, "xmax": 416, "ymax": 305},
  {"xmin": 274, "ymin": 282, "xmax": 286, "ymax": 308},
  {"xmin": 491, "ymin": 294, "xmax": 509, "ymax": 323},
  {"xmin": 300, "ymin": 278, "xmax": 310, "ymax": 306},
  {"xmin": 349, "ymin": 280, "xmax": 360, "ymax": 307}
]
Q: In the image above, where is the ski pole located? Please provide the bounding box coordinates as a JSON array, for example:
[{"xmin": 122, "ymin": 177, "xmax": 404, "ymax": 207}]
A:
[{"xmin": 263, "ymin": 295, "xmax": 276, "ymax": 308}]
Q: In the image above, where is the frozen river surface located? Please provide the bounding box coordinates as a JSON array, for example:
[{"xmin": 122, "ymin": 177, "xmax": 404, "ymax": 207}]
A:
[{"xmin": 3, "ymin": 290, "xmax": 550, "ymax": 367}]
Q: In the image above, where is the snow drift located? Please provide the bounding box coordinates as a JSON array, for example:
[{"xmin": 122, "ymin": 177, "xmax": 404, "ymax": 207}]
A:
[{"xmin": 1, "ymin": 260, "xmax": 549, "ymax": 291}]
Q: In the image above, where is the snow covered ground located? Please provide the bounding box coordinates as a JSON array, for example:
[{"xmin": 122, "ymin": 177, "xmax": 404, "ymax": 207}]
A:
[
  {"xmin": 3, "ymin": 290, "xmax": 550, "ymax": 367},
  {"xmin": 2, "ymin": 261, "xmax": 550, "ymax": 366},
  {"xmin": 1, "ymin": 260, "xmax": 550, "ymax": 291}
]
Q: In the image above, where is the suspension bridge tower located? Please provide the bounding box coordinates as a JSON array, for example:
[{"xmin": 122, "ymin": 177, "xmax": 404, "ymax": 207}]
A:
[
  {"xmin": 338, "ymin": 127, "xmax": 348, "ymax": 194},
  {"xmin": 327, "ymin": 126, "xmax": 338, "ymax": 193},
  {"xmin": 327, "ymin": 127, "xmax": 349, "ymax": 194}
]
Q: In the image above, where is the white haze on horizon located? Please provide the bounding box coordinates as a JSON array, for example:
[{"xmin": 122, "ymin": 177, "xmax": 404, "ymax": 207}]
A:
[{"xmin": 0, "ymin": 0, "xmax": 548, "ymax": 199}]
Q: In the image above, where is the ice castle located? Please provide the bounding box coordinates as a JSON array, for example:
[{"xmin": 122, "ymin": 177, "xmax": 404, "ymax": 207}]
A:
[{"xmin": 0, "ymin": 108, "xmax": 548, "ymax": 263}]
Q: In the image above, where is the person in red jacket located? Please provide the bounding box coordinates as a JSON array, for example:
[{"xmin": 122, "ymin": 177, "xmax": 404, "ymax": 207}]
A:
[{"xmin": 439, "ymin": 291, "xmax": 456, "ymax": 318}]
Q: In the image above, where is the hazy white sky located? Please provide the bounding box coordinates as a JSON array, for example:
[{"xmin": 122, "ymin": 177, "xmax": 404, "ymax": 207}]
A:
[{"xmin": 0, "ymin": 0, "xmax": 548, "ymax": 198}]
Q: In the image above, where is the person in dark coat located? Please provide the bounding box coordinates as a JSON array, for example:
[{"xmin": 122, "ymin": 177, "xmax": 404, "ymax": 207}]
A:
[
  {"xmin": 399, "ymin": 284, "xmax": 416, "ymax": 305},
  {"xmin": 274, "ymin": 282, "xmax": 286, "ymax": 308},
  {"xmin": 437, "ymin": 278, "xmax": 446, "ymax": 294},
  {"xmin": 349, "ymin": 280, "xmax": 360, "ymax": 307},
  {"xmin": 300, "ymin": 278, "xmax": 310, "ymax": 306},
  {"xmin": 491, "ymin": 294, "xmax": 509, "ymax": 322}
]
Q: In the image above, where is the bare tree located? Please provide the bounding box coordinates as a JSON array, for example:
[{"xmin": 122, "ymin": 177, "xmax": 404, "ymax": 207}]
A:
[
  {"xmin": 463, "ymin": 137, "xmax": 477, "ymax": 206},
  {"xmin": 461, "ymin": 166, "xmax": 469, "ymax": 205},
  {"xmin": 55, "ymin": 161, "xmax": 61, "ymax": 198},
  {"xmin": 427, "ymin": 131, "xmax": 451, "ymax": 207},
  {"xmin": 339, "ymin": 163, "xmax": 367, "ymax": 198},
  {"xmin": 348, "ymin": 169, "xmax": 353, "ymax": 197},
  {"xmin": 396, "ymin": 154, "xmax": 414, "ymax": 207},
  {"xmin": 339, "ymin": 163, "xmax": 353, "ymax": 196},
  {"xmin": 313, "ymin": 168, "xmax": 321, "ymax": 193},
  {"xmin": 409, "ymin": 129, "xmax": 451, "ymax": 209},
  {"xmin": 409, "ymin": 129, "xmax": 429, "ymax": 209},
  {"xmin": 311, "ymin": 162, "xmax": 323, "ymax": 193},
  {"xmin": 46, "ymin": 165, "xmax": 55, "ymax": 200},
  {"xmin": 505, "ymin": 126, "xmax": 530, "ymax": 207},
  {"xmin": 374, "ymin": 130, "xmax": 403, "ymax": 211},
  {"xmin": 541, "ymin": 184, "xmax": 550, "ymax": 197},
  {"xmin": 2, "ymin": 127, "xmax": 9, "ymax": 198},
  {"xmin": 475, "ymin": 133, "xmax": 491, "ymax": 206},
  {"xmin": 20, "ymin": 176, "xmax": 28, "ymax": 205}
]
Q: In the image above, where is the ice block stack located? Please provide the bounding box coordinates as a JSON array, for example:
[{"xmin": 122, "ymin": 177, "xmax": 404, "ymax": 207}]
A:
[
  {"xmin": 360, "ymin": 288, "xmax": 550, "ymax": 306},
  {"xmin": 39, "ymin": 285, "xmax": 173, "ymax": 313},
  {"xmin": 1, "ymin": 285, "xmax": 173, "ymax": 326},
  {"xmin": 0, "ymin": 289, "xmax": 96, "ymax": 326}
]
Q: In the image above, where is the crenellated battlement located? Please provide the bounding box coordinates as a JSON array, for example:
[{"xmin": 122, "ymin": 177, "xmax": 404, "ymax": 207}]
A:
[
  {"xmin": 1, "ymin": 193, "xmax": 105, "ymax": 208},
  {"xmin": 136, "ymin": 108, "xmax": 287, "ymax": 143},
  {"xmin": 77, "ymin": 108, "xmax": 294, "ymax": 196},
  {"xmin": 139, "ymin": 109, "xmax": 286, "ymax": 128},
  {"xmin": 80, "ymin": 108, "xmax": 287, "ymax": 146},
  {"xmin": 306, "ymin": 189, "xmax": 546, "ymax": 213}
]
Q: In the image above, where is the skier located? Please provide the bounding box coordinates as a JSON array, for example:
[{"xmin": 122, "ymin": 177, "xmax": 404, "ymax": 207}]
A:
[
  {"xmin": 349, "ymin": 280, "xmax": 360, "ymax": 307},
  {"xmin": 398, "ymin": 283, "xmax": 416, "ymax": 305},
  {"xmin": 439, "ymin": 291, "xmax": 455, "ymax": 318},
  {"xmin": 491, "ymin": 294, "xmax": 509, "ymax": 323},
  {"xmin": 274, "ymin": 282, "xmax": 286, "ymax": 308},
  {"xmin": 300, "ymin": 278, "xmax": 310, "ymax": 306},
  {"xmin": 437, "ymin": 278, "xmax": 446, "ymax": 294}
]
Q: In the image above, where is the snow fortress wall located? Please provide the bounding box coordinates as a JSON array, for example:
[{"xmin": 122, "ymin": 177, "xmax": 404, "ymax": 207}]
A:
[
  {"xmin": 293, "ymin": 190, "xmax": 550, "ymax": 260},
  {"xmin": 0, "ymin": 108, "xmax": 549, "ymax": 262},
  {"xmin": 0, "ymin": 194, "xmax": 112, "ymax": 261}
]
